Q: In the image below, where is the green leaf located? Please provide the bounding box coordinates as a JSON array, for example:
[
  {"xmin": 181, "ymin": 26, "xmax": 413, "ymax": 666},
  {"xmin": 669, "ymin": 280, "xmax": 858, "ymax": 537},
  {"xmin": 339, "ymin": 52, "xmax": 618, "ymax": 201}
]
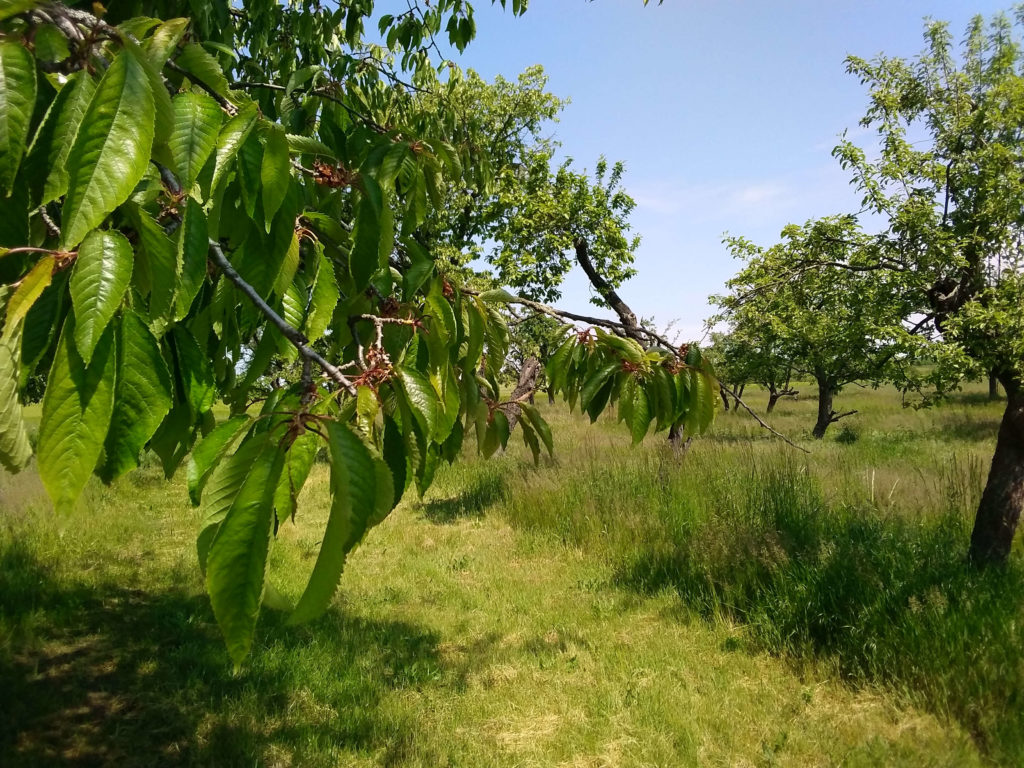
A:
[
  {"xmin": 211, "ymin": 102, "xmax": 258, "ymax": 193},
  {"xmin": 37, "ymin": 319, "xmax": 116, "ymax": 513},
  {"xmin": 143, "ymin": 17, "xmax": 189, "ymax": 68},
  {"xmin": 304, "ymin": 245, "xmax": 339, "ymax": 343},
  {"xmin": 585, "ymin": 375, "xmax": 615, "ymax": 424},
  {"xmin": 19, "ymin": 270, "xmax": 65, "ymax": 386},
  {"xmin": 174, "ymin": 43, "xmax": 231, "ymax": 100},
  {"xmin": 0, "ymin": 1, "xmax": 40, "ymax": 22},
  {"xmin": 0, "ymin": 40, "xmax": 36, "ymax": 196},
  {"xmin": 350, "ymin": 177, "xmax": 383, "ymax": 289},
  {"xmin": 629, "ymin": 384, "xmax": 651, "ymax": 445},
  {"xmin": 99, "ymin": 312, "xmax": 173, "ymax": 482},
  {"xmin": 187, "ymin": 414, "xmax": 252, "ymax": 505},
  {"xmin": 172, "ymin": 325, "xmax": 215, "ymax": 417},
  {"xmin": 401, "ymin": 238, "xmax": 433, "ymax": 300},
  {"xmin": 382, "ymin": 415, "xmax": 408, "ymax": 499},
  {"xmin": 6, "ymin": 255, "xmax": 52, "ymax": 332},
  {"xmin": 492, "ymin": 409, "xmax": 510, "ymax": 449},
  {"xmin": 684, "ymin": 369, "xmax": 716, "ymax": 436},
  {"xmin": 477, "ymin": 287, "xmax": 517, "ymax": 304},
  {"xmin": 32, "ymin": 24, "xmax": 69, "ymax": 63},
  {"xmin": 169, "ymin": 91, "xmax": 223, "ymax": 189},
  {"xmin": 70, "ymin": 230, "xmax": 133, "ymax": 365},
  {"xmin": 126, "ymin": 205, "xmax": 176, "ymax": 333},
  {"xmin": 289, "ymin": 422, "xmax": 392, "ymax": 625},
  {"xmin": 596, "ymin": 329, "xmax": 645, "ymax": 366},
  {"xmin": 519, "ymin": 415, "xmax": 540, "ymax": 465},
  {"xmin": 520, "ymin": 403, "xmax": 553, "ymax": 458},
  {"xmin": 60, "ymin": 50, "xmax": 155, "ymax": 249},
  {"xmin": 260, "ymin": 121, "xmax": 290, "ymax": 229},
  {"xmin": 0, "ymin": 321, "xmax": 32, "ymax": 471},
  {"xmin": 545, "ymin": 333, "xmax": 575, "ymax": 394},
  {"xmin": 397, "ymin": 366, "xmax": 439, "ymax": 441},
  {"xmin": 25, "ymin": 69, "xmax": 96, "ymax": 207},
  {"xmin": 273, "ymin": 232, "xmax": 300, "ymax": 299},
  {"xmin": 273, "ymin": 429, "xmax": 319, "ymax": 524},
  {"xmin": 206, "ymin": 436, "xmax": 285, "ymax": 666},
  {"xmin": 123, "ymin": 38, "xmax": 174, "ymax": 154},
  {"xmin": 175, "ymin": 197, "xmax": 208, "ymax": 320},
  {"xmin": 433, "ymin": 367, "xmax": 461, "ymax": 443},
  {"xmin": 197, "ymin": 430, "xmax": 268, "ymax": 572},
  {"xmin": 580, "ymin": 361, "xmax": 620, "ymax": 412},
  {"xmin": 356, "ymin": 385, "xmax": 378, "ymax": 436},
  {"xmin": 286, "ymin": 133, "xmax": 336, "ymax": 158}
]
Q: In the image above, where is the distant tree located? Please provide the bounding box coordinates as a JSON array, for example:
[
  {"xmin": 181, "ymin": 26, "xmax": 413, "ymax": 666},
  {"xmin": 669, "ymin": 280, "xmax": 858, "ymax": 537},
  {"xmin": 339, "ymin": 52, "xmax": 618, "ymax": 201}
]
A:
[
  {"xmin": 710, "ymin": 327, "xmax": 798, "ymax": 415},
  {"xmin": 716, "ymin": 217, "xmax": 920, "ymax": 439}
]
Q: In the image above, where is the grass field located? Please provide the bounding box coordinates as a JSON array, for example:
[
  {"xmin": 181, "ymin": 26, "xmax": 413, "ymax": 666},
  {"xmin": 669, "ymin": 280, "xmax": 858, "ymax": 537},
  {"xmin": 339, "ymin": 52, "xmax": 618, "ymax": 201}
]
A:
[{"xmin": 1, "ymin": 381, "xmax": 1020, "ymax": 766}]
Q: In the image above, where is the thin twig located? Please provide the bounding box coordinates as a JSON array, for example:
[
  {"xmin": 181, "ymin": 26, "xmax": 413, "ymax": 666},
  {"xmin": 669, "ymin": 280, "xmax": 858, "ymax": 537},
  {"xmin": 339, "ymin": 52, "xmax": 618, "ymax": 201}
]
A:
[{"xmin": 719, "ymin": 383, "xmax": 811, "ymax": 453}]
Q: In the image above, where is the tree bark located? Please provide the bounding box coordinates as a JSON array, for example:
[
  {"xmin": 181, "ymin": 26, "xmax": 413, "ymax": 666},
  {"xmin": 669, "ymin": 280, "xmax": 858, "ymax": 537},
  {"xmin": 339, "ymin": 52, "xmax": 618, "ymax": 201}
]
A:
[
  {"xmin": 767, "ymin": 391, "xmax": 780, "ymax": 414},
  {"xmin": 969, "ymin": 381, "xmax": 1024, "ymax": 566},
  {"xmin": 503, "ymin": 357, "xmax": 541, "ymax": 431},
  {"xmin": 812, "ymin": 377, "xmax": 834, "ymax": 440},
  {"xmin": 668, "ymin": 422, "xmax": 692, "ymax": 455},
  {"xmin": 573, "ymin": 238, "xmax": 646, "ymax": 344},
  {"xmin": 720, "ymin": 386, "xmax": 730, "ymax": 411},
  {"xmin": 989, "ymin": 370, "xmax": 1001, "ymax": 401},
  {"xmin": 732, "ymin": 383, "xmax": 744, "ymax": 411}
]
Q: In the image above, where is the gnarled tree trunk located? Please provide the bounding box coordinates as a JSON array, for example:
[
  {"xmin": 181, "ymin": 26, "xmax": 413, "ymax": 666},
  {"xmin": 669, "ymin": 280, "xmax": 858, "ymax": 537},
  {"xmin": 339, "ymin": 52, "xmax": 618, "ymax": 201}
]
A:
[
  {"xmin": 969, "ymin": 381, "xmax": 1024, "ymax": 566},
  {"xmin": 503, "ymin": 356, "xmax": 541, "ymax": 431},
  {"xmin": 812, "ymin": 377, "xmax": 834, "ymax": 439}
]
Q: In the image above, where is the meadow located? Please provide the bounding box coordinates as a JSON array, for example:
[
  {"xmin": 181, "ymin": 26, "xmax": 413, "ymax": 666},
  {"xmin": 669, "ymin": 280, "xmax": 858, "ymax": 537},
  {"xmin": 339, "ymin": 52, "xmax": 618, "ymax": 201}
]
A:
[{"xmin": 1, "ymin": 382, "xmax": 1019, "ymax": 767}]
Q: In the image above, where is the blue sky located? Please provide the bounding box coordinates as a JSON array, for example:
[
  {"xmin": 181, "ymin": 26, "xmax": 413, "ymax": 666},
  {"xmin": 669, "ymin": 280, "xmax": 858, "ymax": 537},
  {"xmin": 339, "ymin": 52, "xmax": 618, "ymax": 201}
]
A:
[{"xmin": 439, "ymin": 0, "xmax": 1012, "ymax": 340}]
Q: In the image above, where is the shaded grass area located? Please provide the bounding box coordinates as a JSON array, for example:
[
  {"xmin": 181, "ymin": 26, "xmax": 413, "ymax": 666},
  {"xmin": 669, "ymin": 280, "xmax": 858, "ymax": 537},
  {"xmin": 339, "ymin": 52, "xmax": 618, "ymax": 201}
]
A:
[{"xmin": 0, "ymin": 532, "xmax": 440, "ymax": 767}]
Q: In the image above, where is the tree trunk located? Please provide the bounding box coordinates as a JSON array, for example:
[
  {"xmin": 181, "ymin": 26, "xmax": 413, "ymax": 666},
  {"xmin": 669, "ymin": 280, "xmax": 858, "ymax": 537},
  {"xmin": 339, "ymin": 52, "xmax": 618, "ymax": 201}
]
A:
[
  {"xmin": 668, "ymin": 422, "xmax": 692, "ymax": 455},
  {"xmin": 732, "ymin": 383, "xmax": 744, "ymax": 411},
  {"xmin": 504, "ymin": 357, "xmax": 541, "ymax": 431},
  {"xmin": 989, "ymin": 370, "xmax": 1001, "ymax": 401},
  {"xmin": 767, "ymin": 391, "xmax": 780, "ymax": 414},
  {"xmin": 969, "ymin": 382, "xmax": 1024, "ymax": 566},
  {"xmin": 720, "ymin": 386, "xmax": 730, "ymax": 411},
  {"xmin": 812, "ymin": 378, "xmax": 834, "ymax": 440}
]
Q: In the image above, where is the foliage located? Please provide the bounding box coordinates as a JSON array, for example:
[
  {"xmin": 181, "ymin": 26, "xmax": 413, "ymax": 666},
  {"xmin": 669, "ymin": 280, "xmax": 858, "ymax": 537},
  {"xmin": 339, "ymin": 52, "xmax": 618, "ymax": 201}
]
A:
[
  {"xmin": 0, "ymin": 0, "xmax": 714, "ymax": 663},
  {"xmin": 714, "ymin": 217, "xmax": 922, "ymax": 434},
  {"xmin": 832, "ymin": 11, "xmax": 1024, "ymax": 390},
  {"xmin": 489, "ymin": 156, "xmax": 640, "ymax": 305}
]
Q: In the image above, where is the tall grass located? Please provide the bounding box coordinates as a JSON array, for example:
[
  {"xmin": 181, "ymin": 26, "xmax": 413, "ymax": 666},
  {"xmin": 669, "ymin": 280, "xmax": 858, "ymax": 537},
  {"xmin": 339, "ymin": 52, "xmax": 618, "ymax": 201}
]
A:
[{"xmin": 480, "ymin": 390, "xmax": 1022, "ymax": 762}]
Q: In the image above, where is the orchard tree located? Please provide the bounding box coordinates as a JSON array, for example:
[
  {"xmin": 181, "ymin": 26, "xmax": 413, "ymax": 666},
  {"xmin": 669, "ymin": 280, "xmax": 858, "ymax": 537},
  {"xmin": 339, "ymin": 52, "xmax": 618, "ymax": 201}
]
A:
[
  {"xmin": 713, "ymin": 330, "xmax": 798, "ymax": 415},
  {"xmin": 716, "ymin": 217, "xmax": 921, "ymax": 439},
  {"xmin": 0, "ymin": 0, "xmax": 717, "ymax": 664},
  {"xmin": 827, "ymin": 12, "xmax": 1024, "ymax": 564}
]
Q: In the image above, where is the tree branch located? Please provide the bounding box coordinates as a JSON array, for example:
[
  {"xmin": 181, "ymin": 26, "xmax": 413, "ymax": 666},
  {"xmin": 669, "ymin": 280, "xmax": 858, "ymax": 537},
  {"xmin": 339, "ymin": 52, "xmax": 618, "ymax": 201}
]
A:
[
  {"xmin": 573, "ymin": 237, "xmax": 646, "ymax": 343},
  {"xmin": 207, "ymin": 240, "xmax": 357, "ymax": 396}
]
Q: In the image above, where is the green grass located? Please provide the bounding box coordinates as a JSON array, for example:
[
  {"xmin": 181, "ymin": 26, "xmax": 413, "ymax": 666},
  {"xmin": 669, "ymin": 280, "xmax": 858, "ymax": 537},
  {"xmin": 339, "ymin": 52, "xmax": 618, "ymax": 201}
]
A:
[{"xmin": 0, "ymin": 382, "xmax": 1018, "ymax": 766}]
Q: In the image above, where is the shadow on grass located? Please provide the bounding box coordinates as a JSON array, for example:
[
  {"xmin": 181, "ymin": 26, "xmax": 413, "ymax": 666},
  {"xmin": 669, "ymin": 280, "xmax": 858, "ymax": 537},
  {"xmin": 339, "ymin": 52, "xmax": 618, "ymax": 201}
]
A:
[
  {"xmin": 0, "ymin": 538, "xmax": 442, "ymax": 767},
  {"xmin": 420, "ymin": 471, "xmax": 507, "ymax": 524},
  {"xmin": 615, "ymin": 464, "xmax": 1024, "ymax": 763}
]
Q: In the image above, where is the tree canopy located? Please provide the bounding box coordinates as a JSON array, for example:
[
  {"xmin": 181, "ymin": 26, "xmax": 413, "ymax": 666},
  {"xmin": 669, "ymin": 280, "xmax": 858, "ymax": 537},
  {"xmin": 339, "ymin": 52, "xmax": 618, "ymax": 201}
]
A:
[{"xmin": 0, "ymin": 0, "xmax": 716, "ymax": 664}]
